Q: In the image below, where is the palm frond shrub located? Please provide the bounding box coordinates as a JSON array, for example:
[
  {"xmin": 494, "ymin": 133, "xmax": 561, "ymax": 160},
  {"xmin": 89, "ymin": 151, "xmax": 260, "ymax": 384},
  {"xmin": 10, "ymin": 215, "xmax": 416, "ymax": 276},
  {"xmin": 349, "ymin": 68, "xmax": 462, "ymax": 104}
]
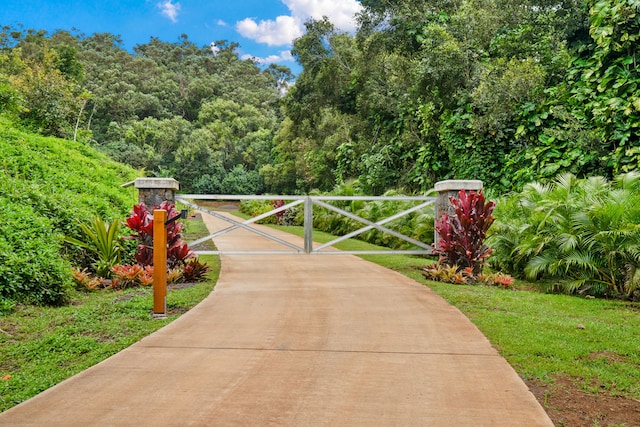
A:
[{"xmin": 488, "ymin": 172, "xmax": 640, "ymax": 299}]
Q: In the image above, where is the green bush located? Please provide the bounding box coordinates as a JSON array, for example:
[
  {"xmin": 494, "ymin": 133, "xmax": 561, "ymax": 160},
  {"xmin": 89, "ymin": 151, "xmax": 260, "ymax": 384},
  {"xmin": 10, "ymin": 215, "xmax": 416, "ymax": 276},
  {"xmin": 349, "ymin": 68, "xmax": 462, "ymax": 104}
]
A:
[
  {"xmin": 0, "ymin": 202, "xmax": 72, "ymax": 305},
  {"xmin": 0, "ymin": 118, "xmax": 139, "ymax": 304},
  {"xmin": 488, "ymin": 173, "xmax": 640, "ymax": 299},
  {"xmin": 239, "ymin": 199, "xmax": 283, "ymax": 225}
]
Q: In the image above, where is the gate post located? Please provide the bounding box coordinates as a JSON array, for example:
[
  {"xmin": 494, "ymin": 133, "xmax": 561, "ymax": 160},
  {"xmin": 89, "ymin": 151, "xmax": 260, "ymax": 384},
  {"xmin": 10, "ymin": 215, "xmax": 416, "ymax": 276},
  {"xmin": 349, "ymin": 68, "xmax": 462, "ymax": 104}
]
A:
[
  {"xmin": 304, "ymin": 196, "xmax": 313, "ymax": 254},
  {"xmin": 153, "ymin": 209, "xmax": 168, "ymax": 317},
  {"xmin": 132, "ymin": 178, "xmax": 179, "ymax": 208},
  {"xmin": 433, "ymin": 180, "xmax": 483, "ymax": 245}
]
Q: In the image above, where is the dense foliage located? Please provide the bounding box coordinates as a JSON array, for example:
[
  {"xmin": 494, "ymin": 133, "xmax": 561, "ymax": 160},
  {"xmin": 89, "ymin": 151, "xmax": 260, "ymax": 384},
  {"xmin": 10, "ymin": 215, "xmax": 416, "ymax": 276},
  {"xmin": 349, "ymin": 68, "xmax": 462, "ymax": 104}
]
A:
[
  {"xmin": 488, "ymin": 173, "xmax": 640, "ymax": 299},
  {"xmin": 2, "ymin": 1, "xmax": 640, "ymax": 305},
  {"xmin": 1, "ymin": 27, "xmax": 291, "ymax": 194},
  {"xmin": 3, "ymin": 0, "xmax": 640, "ymax": 196},
  {"xmin": 272, "ymin": 0, "xmax": 639, "ymax": 194},
  {"xmin": 0, "ymin": 118, "xmax": 138, "ymax": 304}
]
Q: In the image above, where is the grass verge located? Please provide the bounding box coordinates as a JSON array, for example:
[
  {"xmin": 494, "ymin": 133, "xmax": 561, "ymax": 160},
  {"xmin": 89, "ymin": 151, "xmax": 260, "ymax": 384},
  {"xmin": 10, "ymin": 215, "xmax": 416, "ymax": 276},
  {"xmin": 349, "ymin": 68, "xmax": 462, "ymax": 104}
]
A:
[{"xmin": 0, "ymin": 216, "xmax": 220, "ymax": 412}]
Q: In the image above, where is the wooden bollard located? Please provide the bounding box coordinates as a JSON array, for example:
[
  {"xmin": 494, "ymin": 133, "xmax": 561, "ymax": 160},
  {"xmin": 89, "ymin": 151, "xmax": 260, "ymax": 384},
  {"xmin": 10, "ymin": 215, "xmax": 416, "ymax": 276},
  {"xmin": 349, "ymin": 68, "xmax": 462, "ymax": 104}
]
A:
[{"xmin": 152, "ymin": 209, "xmax": 167, "ymax": 317}]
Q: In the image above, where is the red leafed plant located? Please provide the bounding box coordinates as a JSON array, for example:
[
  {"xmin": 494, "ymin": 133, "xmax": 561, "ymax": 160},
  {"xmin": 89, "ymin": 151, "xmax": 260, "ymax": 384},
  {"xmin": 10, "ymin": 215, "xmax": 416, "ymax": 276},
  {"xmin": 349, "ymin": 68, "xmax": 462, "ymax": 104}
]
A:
[
  {"xmin": 181, "ymin": 258, "xmax": 210, "ymax": 282},
  {"xmin": 124, "ymin": 201, "xmax": 195, "ymax": 268},
  {"xmin": 433, "ymin": 190, "xmax": 495, "ymax": 275}
]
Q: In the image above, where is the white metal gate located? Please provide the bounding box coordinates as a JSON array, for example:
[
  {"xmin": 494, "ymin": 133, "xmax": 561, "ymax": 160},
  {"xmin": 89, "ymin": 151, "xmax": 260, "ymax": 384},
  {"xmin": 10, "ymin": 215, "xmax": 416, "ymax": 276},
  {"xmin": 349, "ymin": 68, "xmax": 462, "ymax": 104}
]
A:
[{"xmin": 176, "ymin": 194, "xmax": 436, "ymax": 256}]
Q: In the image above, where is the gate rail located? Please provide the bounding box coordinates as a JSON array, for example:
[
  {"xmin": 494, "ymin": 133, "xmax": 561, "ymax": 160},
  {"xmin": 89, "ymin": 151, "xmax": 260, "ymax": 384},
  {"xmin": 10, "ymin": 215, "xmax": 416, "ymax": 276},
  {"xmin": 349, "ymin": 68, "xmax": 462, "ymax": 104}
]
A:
[{"xmin": 176, "ymin": 194, "xmax": 436, "ymax": 256}]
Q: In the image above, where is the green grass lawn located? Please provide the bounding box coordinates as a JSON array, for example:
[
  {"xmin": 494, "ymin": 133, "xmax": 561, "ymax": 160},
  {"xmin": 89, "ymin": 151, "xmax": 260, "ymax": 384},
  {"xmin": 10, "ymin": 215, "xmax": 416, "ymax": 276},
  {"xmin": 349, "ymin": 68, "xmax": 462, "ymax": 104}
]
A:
[{"xmin": 0, "ymin": 217, "xmax": 220, "ymax": 412}]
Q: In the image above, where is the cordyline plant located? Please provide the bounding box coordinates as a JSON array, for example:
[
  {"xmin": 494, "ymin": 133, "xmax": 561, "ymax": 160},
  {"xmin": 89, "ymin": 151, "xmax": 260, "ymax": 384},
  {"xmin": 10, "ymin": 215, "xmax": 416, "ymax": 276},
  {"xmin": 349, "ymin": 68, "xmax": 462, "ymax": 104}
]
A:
[
  {"xmin": 432, "ymin": 190, "xmax": 495, "ymax": 276},
  {"xmin": 124, "ymin": 201, "xmax": 195, "ymax": 268}
]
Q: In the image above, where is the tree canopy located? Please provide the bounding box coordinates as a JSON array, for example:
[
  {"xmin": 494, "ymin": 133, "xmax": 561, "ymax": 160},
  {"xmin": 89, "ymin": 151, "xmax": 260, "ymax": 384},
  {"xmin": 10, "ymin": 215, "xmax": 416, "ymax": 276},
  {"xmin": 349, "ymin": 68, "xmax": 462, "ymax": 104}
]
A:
[
  {"xmin": 2, "ymin": 0, "xmax": 639, "ymax": 195},
  {"xmin": 275, "ymin": 0, "xmax": 638, "ymax": 194},
  {"xmin": 0, "ymin": 26, "xmax": 287, "ymax": 193}
]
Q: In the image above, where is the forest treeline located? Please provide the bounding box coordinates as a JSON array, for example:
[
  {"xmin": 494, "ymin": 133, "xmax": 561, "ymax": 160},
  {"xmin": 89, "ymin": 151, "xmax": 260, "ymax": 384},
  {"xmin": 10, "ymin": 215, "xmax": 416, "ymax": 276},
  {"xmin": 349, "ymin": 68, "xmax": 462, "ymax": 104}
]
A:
[
  {"xmin": 0, "ymin": 28, "xmax": 291, "ymax": 195},
  {"xmin": 2, "ymin": 0, "xmax": 639, "ymax": 195}
]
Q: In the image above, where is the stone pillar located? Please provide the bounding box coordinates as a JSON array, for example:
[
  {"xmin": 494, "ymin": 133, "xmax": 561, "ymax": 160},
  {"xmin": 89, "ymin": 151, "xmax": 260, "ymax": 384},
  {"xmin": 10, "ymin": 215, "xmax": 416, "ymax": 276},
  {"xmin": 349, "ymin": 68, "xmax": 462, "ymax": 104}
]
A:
[
  {"xmin": 433, "ymin": 180, "xmax": 483, "ymax": 245},
  {"xmin": 133, "ymin": 178, "xmax": 179, "ymax": 208}
]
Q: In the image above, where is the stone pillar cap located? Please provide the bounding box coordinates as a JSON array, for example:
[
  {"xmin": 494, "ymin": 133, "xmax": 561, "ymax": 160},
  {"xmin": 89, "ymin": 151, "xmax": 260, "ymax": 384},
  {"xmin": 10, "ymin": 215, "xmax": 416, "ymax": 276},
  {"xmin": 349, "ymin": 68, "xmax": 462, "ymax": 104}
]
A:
[
  {"xmin": 434, "ymin": 180, "xmax": 483, "ymax": 192},
  {"xmin": 131, "ymin": 178, "xmax": 179, "ymax": 190}
]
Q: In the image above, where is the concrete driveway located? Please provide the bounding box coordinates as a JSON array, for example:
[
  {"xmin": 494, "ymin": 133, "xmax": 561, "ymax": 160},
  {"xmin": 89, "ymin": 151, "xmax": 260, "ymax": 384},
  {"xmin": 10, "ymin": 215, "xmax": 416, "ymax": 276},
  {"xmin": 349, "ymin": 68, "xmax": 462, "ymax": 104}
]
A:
[{"xmin": 0, "ymin": 212, "xmax": 553, "ymax": 426}]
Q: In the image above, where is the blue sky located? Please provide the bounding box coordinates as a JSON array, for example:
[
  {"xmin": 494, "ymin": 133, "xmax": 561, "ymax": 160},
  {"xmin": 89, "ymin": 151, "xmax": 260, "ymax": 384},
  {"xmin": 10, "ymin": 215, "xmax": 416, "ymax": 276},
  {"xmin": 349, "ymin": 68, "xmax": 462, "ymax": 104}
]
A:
[{"xmin": 1, "ymin": 0, "xmax": 362, "ymax": 73}]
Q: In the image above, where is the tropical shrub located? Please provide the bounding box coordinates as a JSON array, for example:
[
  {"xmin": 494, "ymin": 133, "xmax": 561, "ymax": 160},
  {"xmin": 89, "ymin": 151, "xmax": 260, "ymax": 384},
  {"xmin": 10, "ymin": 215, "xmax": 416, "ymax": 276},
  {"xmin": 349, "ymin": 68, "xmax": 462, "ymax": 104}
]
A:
[
  {"xmin": 167, "ymin": 268, "xmax": 184, "ymax": 284},
  {"xmin": 422, "ymin": 264, "xmax": 514, "ymax": 288},
  {"xmin": 64, "ymin": 218, "xmax": 124, "ymax": 278},
  {"xmin": 111, "ymin": 264, "xmax": 154, "ymax": 289},
  {"xmin": 64, "ymin": 202, "xmax": 210, "ymax": 291},
  {"xmin": 239, "ymin": 199, "xmax": 286, "ymax": 225},
  {"xmin": 422, "ymin": 264, "xmax": 468, "ymax": 284},
  {"xmin": 70, "ymin": 267, "xmax": 108, "ymax": 291},
  {"xmin": 71, "ymin": 267, "xmax": 92, "ymax": 289},
  {"xmin": 433, "ymin": 190, "xmax": 496, "ymax": 275},
  {"xmin": 488, "ymin": 173, "xmax": 640, "ymax": 299},
  {"xmin": 124, "ymin": 201, "xmax": 195, "ymax": 268},
  {"xmin": 181, "ymin": 259, "xmax": 210, "ymax": 282},
  {"xmin": 272, "ymin": 200, "xmax": 287, "ymax": 225}
]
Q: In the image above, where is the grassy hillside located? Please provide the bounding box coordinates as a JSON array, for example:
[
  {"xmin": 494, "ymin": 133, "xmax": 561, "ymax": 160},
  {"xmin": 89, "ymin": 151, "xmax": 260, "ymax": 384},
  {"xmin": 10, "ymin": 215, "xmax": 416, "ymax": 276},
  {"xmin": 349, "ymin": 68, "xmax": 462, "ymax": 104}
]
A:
[{"xmin": 0, "ymin": 118, "xmax": 139, "ymax": 305}]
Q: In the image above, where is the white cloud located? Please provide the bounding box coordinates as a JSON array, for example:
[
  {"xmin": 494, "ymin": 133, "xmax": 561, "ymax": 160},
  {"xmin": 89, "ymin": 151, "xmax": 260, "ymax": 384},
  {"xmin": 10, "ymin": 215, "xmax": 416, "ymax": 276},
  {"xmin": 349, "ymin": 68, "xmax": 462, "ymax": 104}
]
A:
[
  {"xmin": 235, "ymin": 0, "xmax": 362, "ymax": 47},
  {"xmin": 157, "ymin": 0, "xmax": 181, "ymax": 23},
  {"xmin": 283, "ymin": 0, "xmax": 362, "ymax": 33},
  {"xmin": 236, "ymin": 15, "xmax": 303, "ymax": 46},
  {"xmin": 241, "ymin": 50, "xmax": 294, "ymax": 64},
  {"xmin": 216, "ymin": 19, "xmax": 228, "ymax": 27}
]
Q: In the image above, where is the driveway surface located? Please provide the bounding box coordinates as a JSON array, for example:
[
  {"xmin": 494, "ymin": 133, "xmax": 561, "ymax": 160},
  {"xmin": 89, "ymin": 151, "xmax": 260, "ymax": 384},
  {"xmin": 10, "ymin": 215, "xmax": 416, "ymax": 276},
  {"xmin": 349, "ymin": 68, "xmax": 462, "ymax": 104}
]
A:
[{"xmin": 0, "ymin": 212, "xmax": 553, "ymax": 426}]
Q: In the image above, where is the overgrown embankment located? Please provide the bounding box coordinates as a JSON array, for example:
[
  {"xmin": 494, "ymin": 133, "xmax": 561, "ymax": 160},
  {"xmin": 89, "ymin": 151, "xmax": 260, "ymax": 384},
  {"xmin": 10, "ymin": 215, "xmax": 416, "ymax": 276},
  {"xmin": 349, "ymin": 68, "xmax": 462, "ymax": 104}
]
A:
[{"xmin": 0, "ymin": 119, "xmax": 139, "ymax": 305}]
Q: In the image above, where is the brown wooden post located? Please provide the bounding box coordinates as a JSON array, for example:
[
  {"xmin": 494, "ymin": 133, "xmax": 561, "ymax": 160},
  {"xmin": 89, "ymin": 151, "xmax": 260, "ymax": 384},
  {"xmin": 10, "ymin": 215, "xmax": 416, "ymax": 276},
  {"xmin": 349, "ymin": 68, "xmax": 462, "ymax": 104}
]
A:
[{"xmin": 153, "ymin": 209, "xmax": 167, "ymax": 317}]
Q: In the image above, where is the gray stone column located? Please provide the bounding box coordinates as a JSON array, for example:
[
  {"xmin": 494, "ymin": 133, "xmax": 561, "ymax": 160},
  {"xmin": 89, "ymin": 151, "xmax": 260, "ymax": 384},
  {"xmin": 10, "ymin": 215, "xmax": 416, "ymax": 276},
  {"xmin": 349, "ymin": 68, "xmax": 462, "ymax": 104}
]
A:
[
  {"xmin": 433, "ymin": 180, "xmax": 483, "ymax": 245},
  {"xmin": 132, "ymin": 178, "xmax": 180, "ymax": 209}
]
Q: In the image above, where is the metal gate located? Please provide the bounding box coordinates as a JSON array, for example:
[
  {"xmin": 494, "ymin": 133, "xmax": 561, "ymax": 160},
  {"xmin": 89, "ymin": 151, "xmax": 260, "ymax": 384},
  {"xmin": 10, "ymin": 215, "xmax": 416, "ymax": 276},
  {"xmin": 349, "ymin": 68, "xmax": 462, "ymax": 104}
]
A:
[{"xmin": 176, "ymin": 194, "xmax": 436, "ymax": 256}]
